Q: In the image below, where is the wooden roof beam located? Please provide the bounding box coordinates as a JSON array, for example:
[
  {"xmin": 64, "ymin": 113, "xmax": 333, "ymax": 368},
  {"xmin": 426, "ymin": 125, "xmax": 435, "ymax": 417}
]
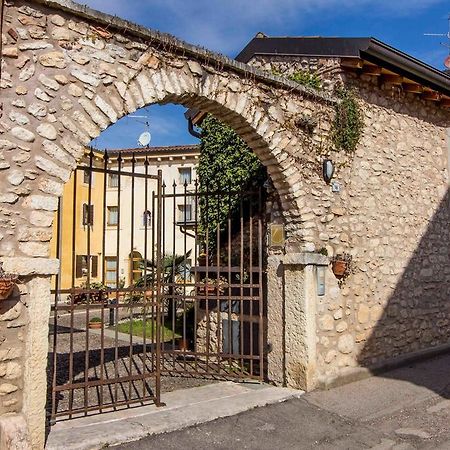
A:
[
  {"xmin": 361, "ymin": 64, "xmax": 382, "ymax": 76},
  {"xmin": 381, "ymin": 74, "xmax": 403, "ymax": 85},
  {"xmin": 422, "ymin": 90, "xmax": 441, "ymax": 102},
  {"xmin": 340, "ymin": 58, "xmax": 363, "ymax": 69},
  {"xmin": 439, "ymin": 96, "xmax": 450, "ymax": 107},
  {"xmin": 402, "ymin": 82, "xmax": 423, "ymax": 94}
]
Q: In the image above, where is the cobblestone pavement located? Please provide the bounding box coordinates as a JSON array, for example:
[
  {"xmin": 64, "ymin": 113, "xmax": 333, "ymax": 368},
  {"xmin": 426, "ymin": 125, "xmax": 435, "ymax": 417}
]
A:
[{"xmin": 116, "ymin": 353, "xmax": 450, "ymax": 449}]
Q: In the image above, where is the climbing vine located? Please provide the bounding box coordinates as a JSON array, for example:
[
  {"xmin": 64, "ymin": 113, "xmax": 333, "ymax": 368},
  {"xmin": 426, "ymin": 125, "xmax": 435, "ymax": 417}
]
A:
[
  {"xmin": 331, "ymin": 87, "xmax": 364, "ymax": 153},
  {"xmin": 198, "ymin": 115, "xmax": 267, "ymax": 237},
  {"xmin": 272, "ymin": 69, "xmax": 322, "ymax": 90}
]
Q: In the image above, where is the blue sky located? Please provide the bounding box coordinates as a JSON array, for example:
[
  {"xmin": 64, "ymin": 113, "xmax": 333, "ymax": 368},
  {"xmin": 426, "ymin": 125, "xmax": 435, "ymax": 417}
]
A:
[{"xmin": 85, "ymin": 0, "xmax": 450, "ymax": 150}]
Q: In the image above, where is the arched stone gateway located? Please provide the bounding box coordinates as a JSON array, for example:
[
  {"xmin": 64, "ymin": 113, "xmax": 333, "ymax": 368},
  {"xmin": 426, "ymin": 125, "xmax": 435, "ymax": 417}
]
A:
[
  {"xmin": 4, "ymin": 1, "xmax": 449, "ymax": 448},
  {"xmin": 0, "ymin": 1, "xmax": 336, "ymax": 447}
]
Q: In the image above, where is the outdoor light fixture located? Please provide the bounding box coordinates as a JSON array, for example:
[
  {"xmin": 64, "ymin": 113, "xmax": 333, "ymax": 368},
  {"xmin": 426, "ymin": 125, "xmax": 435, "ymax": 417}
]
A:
[
  {"xmin": 322, "ymin": 159, "xmax": 335, "ymax": 184},
  {"xmin": 317, "ymin": 266, "xmax": 326, "ymax": 296}
]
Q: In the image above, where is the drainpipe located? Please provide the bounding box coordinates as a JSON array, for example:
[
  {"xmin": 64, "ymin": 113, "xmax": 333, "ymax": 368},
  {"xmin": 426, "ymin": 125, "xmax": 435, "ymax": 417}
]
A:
[
  {"xmin": 181, "ymin": 117, "xmax": 201, "ymax": 240},
  {"xmin": 187, "ymin": 117, "xmax": 202, "ymax": 139}
]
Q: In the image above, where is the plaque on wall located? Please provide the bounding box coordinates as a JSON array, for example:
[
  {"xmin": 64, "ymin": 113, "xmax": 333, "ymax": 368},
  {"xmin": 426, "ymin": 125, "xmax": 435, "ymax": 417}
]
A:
[{"xmin": 269, "ymin": 223, "xmax": 285, "ymax": 248}]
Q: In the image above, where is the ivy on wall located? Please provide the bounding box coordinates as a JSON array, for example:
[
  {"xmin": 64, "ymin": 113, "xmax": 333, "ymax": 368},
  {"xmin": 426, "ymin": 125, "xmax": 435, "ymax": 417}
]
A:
[
  {"xmin": 197, "ymin": 115, "xmax": 267, "ymax": 236},
  {"xmin": 196, "ymin": 72, "xmax": 365, "ymax": 241},
  {"xmin": 331, "ymin": 87, "xmax": 364, "ymax": 153},
  {"xmin": 272, "ymin": 69, "xmax": 322, "ymax": 90}
]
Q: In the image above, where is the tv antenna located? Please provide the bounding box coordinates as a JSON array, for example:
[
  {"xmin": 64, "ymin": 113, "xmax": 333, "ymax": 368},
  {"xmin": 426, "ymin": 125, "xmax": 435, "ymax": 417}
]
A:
[
  {"xmin": 128, "ymin": 114, "xmax": 152, "ymax": 147},
  {"xmin": 424, "ymin": 14, "xmax": 450, "ymax": 69}
]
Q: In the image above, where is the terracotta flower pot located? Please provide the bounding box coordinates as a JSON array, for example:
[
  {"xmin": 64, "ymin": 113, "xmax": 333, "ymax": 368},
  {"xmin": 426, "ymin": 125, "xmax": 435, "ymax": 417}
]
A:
[
  {"xmin": 0, "ymin": 277, "xmax": 17, "ymax": 300},
  {"xmin": 88, "ymin": 321, "xmax": 102, "ymax": 329},
  {"xmin": 332, "ymin": 260, "xmax": 347, "ymax": 278},
  {"xmin": 198, "ymin": 285, "xmax": 216, "ymax": 295},
  {"xmin": 177, "ymin": 338, "xmax": 189, "ymax": 351},
  {"xmin": 197, "ymin": 254, "xmax": 207, "ymax": 266}
]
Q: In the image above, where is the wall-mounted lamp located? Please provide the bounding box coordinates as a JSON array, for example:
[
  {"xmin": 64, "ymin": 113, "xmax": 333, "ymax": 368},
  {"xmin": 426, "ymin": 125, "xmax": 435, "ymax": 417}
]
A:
[
  {"xmin": 322, "ymin": 159, "xmax": 335, "ymax": 184},
  {"xmin": 317, "ymin": 266, "xmax": 326, "ymax": 296}
]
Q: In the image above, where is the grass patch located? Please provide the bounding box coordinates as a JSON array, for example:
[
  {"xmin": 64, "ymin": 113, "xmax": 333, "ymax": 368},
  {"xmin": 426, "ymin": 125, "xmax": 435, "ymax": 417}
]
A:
[{"xmin": 115, "ymin": 319, "xmax": 181, "ymax": 342}]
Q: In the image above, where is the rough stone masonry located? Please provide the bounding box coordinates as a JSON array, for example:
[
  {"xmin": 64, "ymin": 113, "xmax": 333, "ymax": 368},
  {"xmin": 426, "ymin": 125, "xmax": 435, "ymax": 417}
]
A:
[
  {"xmin": 250, "ymin": 54, "xmax": 450, "ymax": 387},
  {"xmin": 0, "ymin": 0, "xmax": 336, "ymax": 447},
  {"xmin": 0, "ymin": 0, "xmax": 449, "ymax": 448}
]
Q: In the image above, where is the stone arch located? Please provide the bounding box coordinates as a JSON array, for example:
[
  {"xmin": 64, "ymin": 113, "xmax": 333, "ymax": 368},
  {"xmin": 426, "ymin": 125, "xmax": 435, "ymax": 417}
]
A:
[
  {"xmin": 0, "ymin": 1, "xmax": 335, "ymax": 446},
  {"xmin": 1, "ymin": 1, "xmax": 336, "ymax": 260}
]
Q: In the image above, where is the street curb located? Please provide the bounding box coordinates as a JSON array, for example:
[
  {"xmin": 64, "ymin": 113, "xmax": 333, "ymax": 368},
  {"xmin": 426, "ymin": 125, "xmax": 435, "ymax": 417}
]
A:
[{"xmin": 45, "ymin": 382, "xmax": 303, "ymax": 449}]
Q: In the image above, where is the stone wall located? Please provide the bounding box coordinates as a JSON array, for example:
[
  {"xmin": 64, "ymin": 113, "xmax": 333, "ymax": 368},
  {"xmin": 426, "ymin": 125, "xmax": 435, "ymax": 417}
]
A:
[
  {"xmin": 249, "ymin": 54, "xmax": 450, "ymax": 387},
  {"xmin": 0, "ymin": 1, "xmax": 336, "ymax": 446},
  {"xmin": 1, "ymin": 0, "xmax": 449, "ymax": 446}
]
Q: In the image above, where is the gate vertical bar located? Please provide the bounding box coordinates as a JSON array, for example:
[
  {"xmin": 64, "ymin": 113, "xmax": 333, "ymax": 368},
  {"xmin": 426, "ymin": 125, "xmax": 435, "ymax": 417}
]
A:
[
  {"xmin": 142, "ymin": 156, "xmax": 149, "ymax": 396},
  {"xmin": 68, "ymin": 168, "xmax": 78, "ymax": 419},
  {"xmin": 249, "ymin": 194, "xmax": 254, "ymax": 376},
  {"xmin": 113, "ymin": 154, "xmax": 122, "ymax": 405},
  {"xmin": 193, "ymin": 179, "xmax": 199, "ymax": 372},
  {"xmin": 215, "ymin": 184, "xmax": 221, "ymax": 374},
  {"xmin": 50, "ymin": 197, "xmax": 62, "ymax": 424},
  {"xmin": 227, "ymin": 184, "xmax": 232, "ymax": 371},
  {"xmin": 128, "ymin": 153, "xmax": 136, "ymax": 401},
  {"xmin": 84, "ymin": 150, "xmax": 94, "ymax": 414},
  {"xmin": 99, "ymin": 151, "xmax": 108, "ymax": 411},
  {"xmin": 171, "ymin": 181, "xmax": 176, "ymax": 371},
  {"xmin": 155, "ymin": 169, "xmax": 163, "ymax": 405},
  {"xmin": 258, "ymin": 187, "xmax": 264, "ymax": 381}
]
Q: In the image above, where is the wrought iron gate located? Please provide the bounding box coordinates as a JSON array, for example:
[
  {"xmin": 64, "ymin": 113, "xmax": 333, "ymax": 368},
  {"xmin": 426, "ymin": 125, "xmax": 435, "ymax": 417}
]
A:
[
  {"xmin": 49, "ymin": 149, "xmax": 266, "ymax": 422},
  {"xmin": 49, "ymin": 151, "xmax": 163, "ymax": 422},
  {"xmin": 159, "ymin": 181, "xmax": 266, "ymax": 381}
]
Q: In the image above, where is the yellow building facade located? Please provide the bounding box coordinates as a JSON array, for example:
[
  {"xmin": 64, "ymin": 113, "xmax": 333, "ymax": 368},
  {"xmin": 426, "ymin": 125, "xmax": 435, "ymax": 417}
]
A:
[
  {"xmin": 50, "ymin": 150, "xmax": 105, "ymax": 290},
  {"xmin": 51, "ymin": 146, "xmax": 200, "ymax": 292}
]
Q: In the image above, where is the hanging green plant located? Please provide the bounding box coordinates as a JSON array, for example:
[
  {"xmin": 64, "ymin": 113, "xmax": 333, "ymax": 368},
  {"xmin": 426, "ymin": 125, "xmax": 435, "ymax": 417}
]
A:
[
  {"xmin": 272, "ymin": 69, "xmax": 322, "ymax": 90},
  {"xmin": 331, "ymin": 87, "xmax": 364, "ymax": 153}
]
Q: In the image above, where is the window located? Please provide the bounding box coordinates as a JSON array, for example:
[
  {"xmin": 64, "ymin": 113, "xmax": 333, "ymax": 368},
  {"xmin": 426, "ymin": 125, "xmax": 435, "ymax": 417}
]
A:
[
  {"xmin": 142, "ymin": 210, "xmax": 152, "ymax": 228},
  {"xmin": 178, "ymin": 167, "xmax": 192, "ymax": 185},
  {"xmin": 83, "ymin": 169, "xmax": 92, "ymax": 185},
  {"xmin": 178, "ymin": 204, "xmax": 192, "ymax": 223},
  {"xmin": 108, "ymin": 173, "xmax": 119, "ymax": 188},
  {"xmin": 75, "ymin": 255, "xmax": 98, "ymax": 278},
  {"xmin": 107, "ymin": 206, "xmax": 119, "ymax": 226},
  {"xmin": 105, "ymin": 257, "xmax": 118, "ymax": 288},
  {"xmin": 82, "ymin": 203, "xmax": 94, "ymax": 226}
]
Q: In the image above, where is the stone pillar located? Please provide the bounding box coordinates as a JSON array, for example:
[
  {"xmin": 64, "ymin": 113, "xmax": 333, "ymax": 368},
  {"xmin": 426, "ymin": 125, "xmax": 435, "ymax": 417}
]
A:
[
  {"xmin": 0, "ymin": 258, "xmax": 59, "ymax": 450},
  {"xmin": 266, "ymin": 252, "xmax": 328, "ymax": 391}
]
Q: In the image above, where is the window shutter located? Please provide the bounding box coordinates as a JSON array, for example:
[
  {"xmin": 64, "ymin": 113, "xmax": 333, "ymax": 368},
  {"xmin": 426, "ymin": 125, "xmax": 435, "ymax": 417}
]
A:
[
  {"xmin": 82, "ymin": 204, "xmax": 87, "ymax": 225},
  {"xmin": 89, "ymin": 205, "xmax": 94, "ymax": 225},
  {"xmin": 91, "ymin": 256, "xmax": 98, "ymax": 278},
  {"xmin": 76, "ymin": 255, "xmax": 83, "ymax": 278}
]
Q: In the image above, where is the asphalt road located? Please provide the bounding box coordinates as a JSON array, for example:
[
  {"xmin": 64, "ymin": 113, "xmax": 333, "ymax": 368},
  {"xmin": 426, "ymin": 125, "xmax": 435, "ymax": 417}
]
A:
[{"xmin": 116, "ymin": 353, "xmax": 450, "ymax": 449}]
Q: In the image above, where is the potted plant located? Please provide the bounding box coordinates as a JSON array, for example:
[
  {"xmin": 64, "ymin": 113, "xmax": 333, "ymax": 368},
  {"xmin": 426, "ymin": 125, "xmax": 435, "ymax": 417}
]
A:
[
  {"xmin": 176, "ymin": 337, "xmax": 189, "ymax": 351},
  {"xmin": 198, "ymin": 277, "xmax": 217, "ymax": 295},
  {"xmin": 88, "ymin": 317, "xmax": 102, "ymax": 329},
  {"xmin": 197, "ymin": 252, "xmax": 207, "ymax": 266},
  {"xmin": 0, "ymin": 276, "xmax": 17, "ymax": 300},
  {"xmin": 331, "ymin": 253, "xmax": 352, "ymax": 278},
  {"xmin": 0, "ymin": 266, "xmax": 18, "ymax": 301}
]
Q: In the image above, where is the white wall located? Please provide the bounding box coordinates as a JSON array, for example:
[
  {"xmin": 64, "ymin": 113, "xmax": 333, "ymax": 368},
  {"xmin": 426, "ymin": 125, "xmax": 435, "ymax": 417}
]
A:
[{"xmin": 104, "ymin": 157, "xmax": 198, "ymax": 287}]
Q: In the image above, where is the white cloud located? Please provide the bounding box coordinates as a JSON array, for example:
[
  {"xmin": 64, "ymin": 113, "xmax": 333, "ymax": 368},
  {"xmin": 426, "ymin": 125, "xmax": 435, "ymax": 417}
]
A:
[{"xmin": 82, "ymin": 0, "xmax": 446, "ymax": 54}]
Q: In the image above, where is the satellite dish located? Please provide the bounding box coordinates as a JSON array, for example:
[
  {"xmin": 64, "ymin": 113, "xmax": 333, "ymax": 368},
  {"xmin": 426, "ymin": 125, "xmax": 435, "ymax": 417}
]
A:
[
  {"xmin": 445, "ymin": 55, "xmax": 450, "ymax": 69},
  {"xmin": 138, "ymin": 131, "xmax": 151, "ymax": 147}
]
